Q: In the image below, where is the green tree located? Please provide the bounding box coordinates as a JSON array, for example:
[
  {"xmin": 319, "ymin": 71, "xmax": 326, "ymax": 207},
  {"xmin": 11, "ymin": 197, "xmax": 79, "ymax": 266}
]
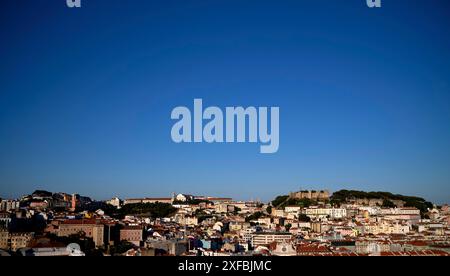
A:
[
  {"xmin": 271, "ymin": 195, "xmax": 288, "ymax": 207},
  {"xmin": 119, "ymin": 203, "xmax": 177, "ymax": 219},
  {"xmin": 233, "ymin": 207, "xmax": 242, "ymax": 215},
  {"xmin": 298, "ymin": 214, "xmax": 311, "ymax": 222},
  {"xmin": 382, "ymin": 199, "xmax": 396, "ymax": 208},
  {"xmin": 285, "ymin": 223, "xmax": 292, "ymax": 231},
  {"xmin": 245, "ymin": 212, "xmax": 264, "ymax": 222}
]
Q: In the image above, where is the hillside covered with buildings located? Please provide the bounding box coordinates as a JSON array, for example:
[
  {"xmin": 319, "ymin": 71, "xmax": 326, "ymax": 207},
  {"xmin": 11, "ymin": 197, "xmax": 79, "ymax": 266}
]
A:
[{"xmin": 0, "ymin": 189, "xmax": 449, "ymax": 256}]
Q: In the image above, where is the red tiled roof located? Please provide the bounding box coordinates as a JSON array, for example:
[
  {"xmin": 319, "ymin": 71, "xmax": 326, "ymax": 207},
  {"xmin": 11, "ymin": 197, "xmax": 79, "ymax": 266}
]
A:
[
  {"xmin": 61, "ymin": 219, "xmax": 112, "ymax": 225},
  {"xmin": 380, "ymin": 250, "xmax": 449, "ymax": 256},
  {"xmin": 297, "ymin": 244, "xmax": 331, "ymax": 253},
  {"xmin": 121, "ymin": 226, "xmax": 143, "ymax": 230},
  {"xmin": 406, "ymin": 241, "xmax": 429, "ymax": 247}
]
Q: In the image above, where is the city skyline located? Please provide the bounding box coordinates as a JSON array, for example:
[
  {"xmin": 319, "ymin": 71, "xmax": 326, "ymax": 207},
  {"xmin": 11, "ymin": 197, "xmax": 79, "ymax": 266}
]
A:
[
  {"xmin": 1, "ymin": 0, "xmax": 450, "ymax": 204},
  {"xmin": 0, "ymin": 187, "xmax": 444, "ymax": 207},
  {"xmin": 1, "ymin": 186, "xmax": 447, "ymax": 257}
]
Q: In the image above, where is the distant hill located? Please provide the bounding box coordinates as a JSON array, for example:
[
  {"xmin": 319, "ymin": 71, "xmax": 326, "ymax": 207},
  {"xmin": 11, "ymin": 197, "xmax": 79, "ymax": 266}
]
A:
[
  {"xmin": 31, "ymin": 190, "xmax": 53, "ymax": 198},
  {"xmin": 271, "ymin": 189, "xmax": 433, "ymax": 214},
  {"xmin": 271, "ymin": 195, "xmax": 319, "ymax": 209},
  {"xmin": 330, "ymin": 190, "xmax": 433, "ymax": 213}
]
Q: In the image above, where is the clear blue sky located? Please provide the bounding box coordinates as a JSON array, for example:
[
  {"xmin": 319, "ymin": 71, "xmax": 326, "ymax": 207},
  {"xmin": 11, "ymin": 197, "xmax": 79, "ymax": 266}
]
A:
[{"xmin": 1, "ymin": 0, "xmax": 449, "ymax": 203}]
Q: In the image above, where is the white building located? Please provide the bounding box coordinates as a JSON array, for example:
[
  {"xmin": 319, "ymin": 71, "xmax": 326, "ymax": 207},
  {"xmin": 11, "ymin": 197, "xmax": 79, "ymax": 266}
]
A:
[
  {"xmin": 358, "ymin": 206, "xmax": 381, "ymax": 215},
  {"xmin": 305, "ymin": 207, "xmax": 347, "ymax": 219},
  {"xmin": 363, "ymin": 220, "xmax": 410, "ymax": 235},
  {"xmin": 271, "ymin": 209, "xmax": 286, "ymax": 218},
  {"xmin": 215, "ymin": 203, "xmax": 229, "ymax": 213},
  {"xmin": 240, "ymin": 227, "xmax": 257, "ymax": 243},
  {"xmin": 251, "ymin": 232, "xmax": 293, "ymax": 247},
  {"xmin": 20, "ymin": 244, "xmax": 85, "ymax": 256},
  {"xmin": 175, "ymin": 193, "xmax": 194, "ymax": 202},
  {"xmin": 379, "ymin": 208, "xmax": 420, "ymax": 216},
  {"xmin": 106, "ymin": 197, "xmax": 121, "ymax": 208},
  {"xmin": 0, "ymin": 200, "xmax": 20, "ymax": 212},
  {"xmin": 284, "ymin": 206, "xmax": 301, "ymax": 214}
]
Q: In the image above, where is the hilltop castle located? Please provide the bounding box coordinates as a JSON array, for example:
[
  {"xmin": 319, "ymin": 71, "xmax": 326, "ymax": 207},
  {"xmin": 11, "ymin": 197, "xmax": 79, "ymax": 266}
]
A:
[{"xmin": 289, "ymin": 190, "xmax": 330, "ymax": 201}]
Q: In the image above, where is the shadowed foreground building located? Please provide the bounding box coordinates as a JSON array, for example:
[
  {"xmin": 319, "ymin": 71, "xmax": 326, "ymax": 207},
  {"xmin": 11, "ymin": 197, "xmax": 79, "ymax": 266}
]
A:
[
  {"xmin": 0, "ymin": 231, "xmax": 34, "ymax": 251},
  {"xmin": 57, "ymin": 219, "xmax": 104, "ymax": 247},
  {"xmin": 120, "ymin": 226, "xmax": 143, "ymax": 247}
]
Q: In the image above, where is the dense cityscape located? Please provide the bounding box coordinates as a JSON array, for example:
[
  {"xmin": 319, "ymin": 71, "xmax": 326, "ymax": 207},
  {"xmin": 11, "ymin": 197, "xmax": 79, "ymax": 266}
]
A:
[{"xmin": 0, "ymin": 189, "xmax": 449, "ymax": 256}]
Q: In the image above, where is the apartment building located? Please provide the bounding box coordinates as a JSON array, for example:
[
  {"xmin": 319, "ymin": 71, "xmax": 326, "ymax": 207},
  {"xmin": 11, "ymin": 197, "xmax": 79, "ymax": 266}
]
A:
[
  {"xmin": 0, "ymin": 200, "xmax": 20, "ymax": 212},
  {"xmin": 305, "ymin": 207, "xmax": 347, "ymax": 219},
  {"xmin": 0, "ymin": 231, "xmax": 34, "ymax": 251},
  {"xmin": 57, "ymin": 219, "xmax": 104, "ymax": 247},
  {"xmin": 284, "ymin": 206, "xmax": 301, "ymax": 214},
  {"xmin": 251, "ymin": 232, "xmax": 292, "ymax": 247},
  {"xmin": 124, "ymin": 198, "xmax": 172, "ymax": 205},
  {"xmin": 120, "ymin": 226, "xmax": 143, "ymax": 246}
]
